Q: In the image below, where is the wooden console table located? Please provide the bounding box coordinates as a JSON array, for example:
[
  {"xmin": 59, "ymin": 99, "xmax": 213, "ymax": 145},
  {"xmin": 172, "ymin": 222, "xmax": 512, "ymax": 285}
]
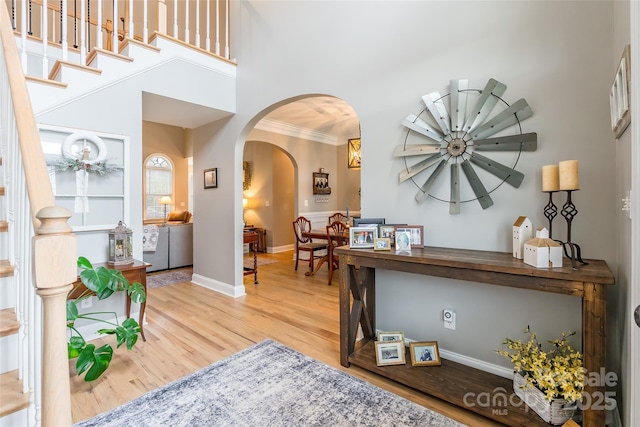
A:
[
  {"xmin": 334, "ymin": 246, "xmax": 614, "ymax": 427},
  {"xmin": 68, "ymin": 259, "xmax": 150, "ymax": 341}
]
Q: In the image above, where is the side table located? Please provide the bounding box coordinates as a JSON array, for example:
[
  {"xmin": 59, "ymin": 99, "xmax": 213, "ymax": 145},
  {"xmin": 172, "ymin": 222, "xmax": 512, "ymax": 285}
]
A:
[{"xmin": 68, "ymin": 259, "xmax": 150, "ymax": 341}]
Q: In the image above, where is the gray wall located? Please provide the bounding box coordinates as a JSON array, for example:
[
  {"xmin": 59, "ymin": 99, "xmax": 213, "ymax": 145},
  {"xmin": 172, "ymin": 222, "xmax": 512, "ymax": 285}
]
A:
[{"xmin": 192, "ymin": 0, "xmax": 619, "ymax": 379}]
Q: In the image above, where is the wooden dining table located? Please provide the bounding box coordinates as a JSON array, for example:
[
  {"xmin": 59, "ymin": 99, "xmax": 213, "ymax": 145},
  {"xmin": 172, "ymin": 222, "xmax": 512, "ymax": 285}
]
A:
[{"xmin": 302, "ymin": 228, "xmax": 349, "ymax": 285}]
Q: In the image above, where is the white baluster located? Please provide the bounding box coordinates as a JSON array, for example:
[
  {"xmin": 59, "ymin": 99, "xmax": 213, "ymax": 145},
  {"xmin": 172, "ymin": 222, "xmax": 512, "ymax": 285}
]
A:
[
  {"xmin": 41, "ymin": 0, "xmax": 48, "ymax": 77},
  {"xmin": 215, "ymin": 0, "xmax": 219, "ymax": 55},
  {"xmin": 195, "ymin": 0, "xmax": 200, "ymax": 48},
  {"xmin": 97, "ymin": 0, "xmax": 103, "ymax": 49},
  {"xmin": 112, "ymin": 0, "xmax": 119, "ymax": 52}
]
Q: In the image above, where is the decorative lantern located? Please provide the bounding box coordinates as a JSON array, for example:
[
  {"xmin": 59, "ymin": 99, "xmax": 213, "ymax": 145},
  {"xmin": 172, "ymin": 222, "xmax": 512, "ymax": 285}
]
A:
[{"xmin": 108, "ymin": 221, "xmax": 134, "ymax": 266}]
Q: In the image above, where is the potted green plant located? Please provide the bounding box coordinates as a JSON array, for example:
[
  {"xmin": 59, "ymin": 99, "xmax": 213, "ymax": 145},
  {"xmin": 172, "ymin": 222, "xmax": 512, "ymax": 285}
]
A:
[
  {"xmin": 67, "ymin": 257, "xmax": 146, "ymax": 382},
  {"xmin": 497, "ymin": 327, "xmax": 584, "ymax": 425}
]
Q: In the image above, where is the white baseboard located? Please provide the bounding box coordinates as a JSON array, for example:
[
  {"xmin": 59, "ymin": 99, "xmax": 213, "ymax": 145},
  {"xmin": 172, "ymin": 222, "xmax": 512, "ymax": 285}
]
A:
[
  {"xmin": 269, "ymin": 244, "xmax": 294, "ymax": 253},
  {"xmin": 0, "ymin": 407, "xmax": 27, "ymax": 427},
  {"xmin": 397, "ymin": 335, "xmax": 512, "ymax": 379},
  {"xmin": 191, "ymin": 273, "xmax": 246, "ymax": 298}
]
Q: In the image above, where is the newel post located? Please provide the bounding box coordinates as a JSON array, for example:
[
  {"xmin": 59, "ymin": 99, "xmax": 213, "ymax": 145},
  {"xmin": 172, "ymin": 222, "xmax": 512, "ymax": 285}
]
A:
[{"xmin": 32, "ymin": 206, "xmax": 77, "ymax": 427}]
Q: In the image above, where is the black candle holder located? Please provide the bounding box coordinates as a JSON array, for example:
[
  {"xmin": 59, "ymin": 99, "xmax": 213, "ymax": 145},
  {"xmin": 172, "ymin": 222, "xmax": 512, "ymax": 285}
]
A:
[
  {"xmin": 559, "ymin": 190, "xmax": 588, "ymax": 269},
  {"xmin": 543, "ymin": 191, "xmax": 558, "ymax": 239}
]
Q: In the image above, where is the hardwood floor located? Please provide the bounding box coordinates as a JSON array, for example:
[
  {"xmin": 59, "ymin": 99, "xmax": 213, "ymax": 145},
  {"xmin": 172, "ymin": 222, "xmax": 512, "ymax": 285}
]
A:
[{"xmin": 70, "ymin": 251, "xmax": 501, "ymax": 426}]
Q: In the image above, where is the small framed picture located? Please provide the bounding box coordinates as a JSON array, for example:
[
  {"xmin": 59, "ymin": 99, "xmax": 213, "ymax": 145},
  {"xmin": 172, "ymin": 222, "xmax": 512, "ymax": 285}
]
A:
[
  {"xmin": 409, "ymin": 341, "xmax": 441, "ymax": 367},
  {"xmin": 395, "ymin": 225, "xmax": 424, "ymax": 248},
  {"xmin": 377, "ymin": 331, "xmax": 405, "ymax": 342},
  {"xmin": 375, "ymin": 340, "xmax": 406, "ymax": 366},
  {"xmin": 395, "ymin": 230, "xmax": 412, "ymax": 252},
  {"xmin": 349, "ymin": 226, "xmax": 378, "ymax": 249},
  {"xmin": 378, "ymin": 224, "xmax": 406, "ymax": 246},
  {"xmin": 374, "ymin": 238, "xmax": 391, "ymax": 251},
  {"xmin": 203, "ymin": 167, "xmax": 218, "ymax": 189}
]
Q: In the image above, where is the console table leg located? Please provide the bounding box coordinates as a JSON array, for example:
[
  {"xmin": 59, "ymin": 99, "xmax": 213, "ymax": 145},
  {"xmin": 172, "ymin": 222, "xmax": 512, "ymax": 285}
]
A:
[{"xmin": 582, "ymin": 282, "xmax": 606, "ymax": 427}]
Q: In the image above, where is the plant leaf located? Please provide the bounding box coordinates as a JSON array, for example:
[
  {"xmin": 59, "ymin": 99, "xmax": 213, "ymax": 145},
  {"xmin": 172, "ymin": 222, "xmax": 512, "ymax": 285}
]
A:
[
  {"xmin": 66, "ymin": 300, "xmax": 79, "ymax": 324},
  {"xmin": 127, "ymin": 281, "xmax": 147, "ymax": 304},
  {"xmin": 75, "ymin": 344, "xmax": 113, "ymax": 381},
  {"xmin": 68, "ymin": 336, "xmax": 86, "ymax": 359}
]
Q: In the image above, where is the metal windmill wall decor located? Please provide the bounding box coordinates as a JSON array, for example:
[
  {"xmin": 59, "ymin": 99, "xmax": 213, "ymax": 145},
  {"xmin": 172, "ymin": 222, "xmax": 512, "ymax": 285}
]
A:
[{"xmin": 396, "ymin": 78, "xmax": 537, "ymax": 214}]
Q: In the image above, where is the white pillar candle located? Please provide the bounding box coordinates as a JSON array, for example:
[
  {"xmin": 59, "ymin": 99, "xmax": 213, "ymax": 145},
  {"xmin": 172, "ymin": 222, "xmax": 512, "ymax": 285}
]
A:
[
  {"xmin": 542, "ymin": 165, "xmax": 559, "ymax": 192},
  {"xmin": 559, "ymin": 160, "xmax": 579, "ymax": 191}
]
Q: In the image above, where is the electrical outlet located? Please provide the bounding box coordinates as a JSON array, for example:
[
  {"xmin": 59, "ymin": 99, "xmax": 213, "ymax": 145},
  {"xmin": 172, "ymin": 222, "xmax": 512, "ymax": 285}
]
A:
[
  {"xmin": 81, "ymin": 297, "xmax": 92, "ymax": 309},
  {"xmin": 443, "ymin": 308, "xmax": 456, "ymax": 330}
]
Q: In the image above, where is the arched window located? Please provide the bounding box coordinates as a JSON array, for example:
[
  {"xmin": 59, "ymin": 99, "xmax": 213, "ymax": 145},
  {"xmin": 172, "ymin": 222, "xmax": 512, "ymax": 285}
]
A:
[{"xmin": 145, "ymin": 154, "xmax": 174, "ymax": 220}]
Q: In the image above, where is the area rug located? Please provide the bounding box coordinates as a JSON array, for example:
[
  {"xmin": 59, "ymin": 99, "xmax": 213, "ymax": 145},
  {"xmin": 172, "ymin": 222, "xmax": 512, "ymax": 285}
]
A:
[
  {"xmin": 73, "ymin": 339, "xmax": 465, "ymax": 427},
  {"xmin": 147, "ymin": 268, "xmax": 193, "ymax": 289},
  {"xmin": 243, "ymin": 256, "xmax": 278, "ymax": 269}
]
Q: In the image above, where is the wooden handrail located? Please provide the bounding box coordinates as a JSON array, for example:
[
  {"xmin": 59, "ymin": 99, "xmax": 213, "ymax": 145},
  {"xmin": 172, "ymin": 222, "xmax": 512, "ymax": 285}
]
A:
[{"xmin": 1, "ymin": 3, "xmax": 76, "ymax": 426}]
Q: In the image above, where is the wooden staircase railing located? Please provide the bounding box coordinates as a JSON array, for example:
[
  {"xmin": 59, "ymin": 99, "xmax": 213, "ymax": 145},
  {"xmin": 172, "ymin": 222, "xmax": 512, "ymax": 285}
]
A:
[{"xmin": 1, "ymin": 2, "xmax": 77, "ymax": 426}]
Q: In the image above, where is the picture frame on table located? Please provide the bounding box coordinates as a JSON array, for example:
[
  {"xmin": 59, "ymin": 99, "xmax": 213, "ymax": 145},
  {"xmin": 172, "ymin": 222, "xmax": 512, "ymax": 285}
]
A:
[
  {"xmin": 395, "ymin": 225, "xmax": 424, "ymax": 248},
  {"xmin": 610, "ymin": 44, "xmax": 631, "ymax": 139},
  {"xmin": 377, "ymin": 331, "xmax": 405, "ymax": 342},
  {"xmin": 378, "ymin": 224, "xmax": 406, "ymax": 246},
  {"xmin": 349, "ymin": 226, "xmax": 378, "ymax": 249},
  {"xmin": 374, "ymin": 238, "xmax": 391, "ymax": 251},
  {"xmin": 409, "ymin": 341, "xmax": 441, "ymax": 367},
  {"xmin": 395, "ymin": 230, "xmax": 412, "ymax": 252},
  {"xmin": 375, "ymin": 340, "xmax": 406, "ymax": 366},
  {"xmin": 203, "ymin": 168, "xmax": 218, "ymax": 189}
]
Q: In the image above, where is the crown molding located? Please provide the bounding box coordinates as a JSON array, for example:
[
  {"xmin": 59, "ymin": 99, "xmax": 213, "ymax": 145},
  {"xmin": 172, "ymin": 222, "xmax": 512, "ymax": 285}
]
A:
[{"xmin": 254, "ymin": 118, "xmax": 340, "ymax": 146}]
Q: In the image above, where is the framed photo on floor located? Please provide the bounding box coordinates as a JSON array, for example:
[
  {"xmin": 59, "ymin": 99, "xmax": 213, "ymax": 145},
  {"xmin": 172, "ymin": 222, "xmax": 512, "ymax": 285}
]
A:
[
  {"xmin": 375, "ymin": 340, "xmax": 406, "ymax": 366},
  {"xmin": 376, "ymin": 331, "xmax": 405, "ymax": 342},
  {"xmin": 409, "ymin": 341, "xmax": 441, "ymax": 367}
]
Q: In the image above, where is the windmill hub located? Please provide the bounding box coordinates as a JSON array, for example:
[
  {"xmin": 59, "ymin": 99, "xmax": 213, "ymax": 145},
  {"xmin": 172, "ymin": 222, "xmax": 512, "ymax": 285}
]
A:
[{"xmin": 447, "ymin": 138, "xmax": 467, "ymax": 157}]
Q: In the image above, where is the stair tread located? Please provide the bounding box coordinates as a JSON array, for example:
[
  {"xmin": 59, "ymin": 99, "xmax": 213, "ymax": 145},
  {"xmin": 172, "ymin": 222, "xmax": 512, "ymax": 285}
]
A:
[
  {"xmin": 0, "ymin": 308, "xmax": 19, "ymax": 337},
  {"xmin": 0, "ymin": 370, "xmax": 29, "ymax": 418},
  {"xmin": 0, "ymin": 259, "xmax": 14, "ymax": 277}
]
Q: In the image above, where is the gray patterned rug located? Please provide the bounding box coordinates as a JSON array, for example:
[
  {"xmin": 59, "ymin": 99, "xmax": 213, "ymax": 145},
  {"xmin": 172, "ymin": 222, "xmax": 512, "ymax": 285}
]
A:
[
  {"xmin": 147, "ymin": 268, "xmax": 193, "ymax": 289},
  {"xmin": 73, "ymin": 339, "xmax": 465, "ymax": 427}
]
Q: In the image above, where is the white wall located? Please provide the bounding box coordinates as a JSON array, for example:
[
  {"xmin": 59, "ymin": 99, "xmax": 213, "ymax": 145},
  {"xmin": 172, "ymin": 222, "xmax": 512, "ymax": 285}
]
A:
[{"xmin": 192, "ymin": 0, "xmax": 617, "ymax": 373}]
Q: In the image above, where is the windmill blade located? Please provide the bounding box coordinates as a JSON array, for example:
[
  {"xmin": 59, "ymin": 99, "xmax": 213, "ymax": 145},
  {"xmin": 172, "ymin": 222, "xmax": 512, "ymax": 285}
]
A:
[
  {"xmin": 473, "ymin": 132, "xmax": 537, "ymax": 151},
  {"xmin": 399, "ymin": 153, "xmax": 442, "ymax": 182},
  {"xmin": 423, "ymin": 91, "xmax": 451, "ymax": 135},
  {"xmin": 415, "ymin": 159, "xmax": 447, "ymax": 204},
  {"xmin": 471, "ymin": 99, "xmax": 533, "ymax": 140},
  {"xmin": 450, "ymin": 79, "xmax": 469, "ymax": 133},
  {"xmin": 460, "ymin": 160, "xmax": 494, "ymax": 209},
  {"xmin": 394, "ymin": 144, "xmax": 441, "ymax": 157},
  {"xmin": 469, "ymin": 152, "xmax": 525, "ymax": 188},
  {"xmin": 402, "ymin": 114, "xmax": 444, "ymax": 143},
  {"xmin": 463, "ymin": 79, "xmax": 507, "ymax": 133},
  {"xmin": 450, "ymin": 163, "xmax": 460, "ymax": 215}
]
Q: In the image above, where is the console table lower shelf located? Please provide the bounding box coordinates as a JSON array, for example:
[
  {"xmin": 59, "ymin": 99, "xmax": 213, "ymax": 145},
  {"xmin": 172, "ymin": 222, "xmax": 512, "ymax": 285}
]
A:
[{"xmin": 350, "ymin": 340, "xmax": 548, "ymax": 426}]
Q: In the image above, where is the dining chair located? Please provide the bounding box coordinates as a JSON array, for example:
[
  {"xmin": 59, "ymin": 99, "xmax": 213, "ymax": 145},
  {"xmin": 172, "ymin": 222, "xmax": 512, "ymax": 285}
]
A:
[
  {"xmin": 328, "ymin": 212, "xmax": 348, "ymax": 226},
  {"xmin": 326, "ymin": 220, "xmax": 348, "ymax": 285},
  {"xmin": 292, "ymin": 216, "xmax": 328, "ymax": 273}
]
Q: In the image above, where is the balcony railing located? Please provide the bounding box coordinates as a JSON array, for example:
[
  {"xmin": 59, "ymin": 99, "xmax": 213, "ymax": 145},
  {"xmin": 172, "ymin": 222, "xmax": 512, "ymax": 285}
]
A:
[{"xmin": 6, "ymin": 0, "xmax": 231, "ymax": 79}]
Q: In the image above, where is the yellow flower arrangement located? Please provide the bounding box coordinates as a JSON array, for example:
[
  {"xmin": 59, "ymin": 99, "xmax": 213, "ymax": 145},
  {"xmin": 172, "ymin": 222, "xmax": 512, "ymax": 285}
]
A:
[{"xmin": 497, "ymin": 327, "xmax": 584, "ymax": 402}]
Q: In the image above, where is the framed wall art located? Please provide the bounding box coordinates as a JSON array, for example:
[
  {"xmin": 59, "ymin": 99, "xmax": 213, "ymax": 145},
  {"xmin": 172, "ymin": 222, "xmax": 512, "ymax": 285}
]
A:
[
  {"xmin": 610, "ymin": 44, "xmax": 631, "ymax": 139},
  {"xmin": 313, "ymin": 171, "xmax": 331, "ymax": 195},
  {"xmin": 204, "ymin": 167, "xmax": 218, "ymax": 189}
]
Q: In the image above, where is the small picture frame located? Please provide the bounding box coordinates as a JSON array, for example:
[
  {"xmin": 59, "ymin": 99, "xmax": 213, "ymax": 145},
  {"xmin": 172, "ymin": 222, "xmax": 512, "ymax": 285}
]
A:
[
  {"xmin": 349, "ymin": 226, "xmax": 378, "ymax": 249},
  {"xmin": 378, "ymin": 224, "xmax": 406, "ymax": 246},
  {"xmin": 395, "ymin": 225, "xmax": 424, "ymax": 248},
  {"xmin": 610, "ymin": 44, "xmax": 631, "ymax": 139},
  {"xmin": 203, "ymin": 167, "xmax": 218, "ymax": 189},
  {"xmin": 395, "ymin": 230, "xmax": 412, "ymax": 252},
  {"xmin": 375, "ymin": 340, "xmax": 406, "ymax": 366},
  {"xmin": 377, "ymin": 331, "xmax": 405, "ymax": 342},
  {"xmin": 409, "ymin": 341, "xmax": 441, "ymax": 367},
  {"xmin": 374, "ymin": 238, "xmax": 391, "ymax": 251}
]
